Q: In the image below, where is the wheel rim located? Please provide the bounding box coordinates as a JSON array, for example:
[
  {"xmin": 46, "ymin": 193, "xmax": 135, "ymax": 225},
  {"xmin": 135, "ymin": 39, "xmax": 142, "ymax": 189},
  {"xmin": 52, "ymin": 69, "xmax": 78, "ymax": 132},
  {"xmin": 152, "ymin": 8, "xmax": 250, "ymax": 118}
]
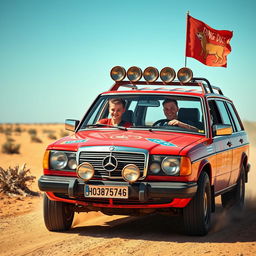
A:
[{"xmin": 203, "ymin": 191, "xmax": 208, "ymax": 218}]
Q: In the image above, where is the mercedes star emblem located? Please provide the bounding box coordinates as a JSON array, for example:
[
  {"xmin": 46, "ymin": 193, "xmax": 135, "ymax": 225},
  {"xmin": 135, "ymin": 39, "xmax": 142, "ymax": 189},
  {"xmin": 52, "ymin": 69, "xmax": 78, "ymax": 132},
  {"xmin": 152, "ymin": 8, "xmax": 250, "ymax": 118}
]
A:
[
  {"xmin": 102, "ymin": 154, "xmax": 118, "ymax": 172},
  {"xmin": 109, "ymin": 146, "xmax": 115, "ymax": 151}
]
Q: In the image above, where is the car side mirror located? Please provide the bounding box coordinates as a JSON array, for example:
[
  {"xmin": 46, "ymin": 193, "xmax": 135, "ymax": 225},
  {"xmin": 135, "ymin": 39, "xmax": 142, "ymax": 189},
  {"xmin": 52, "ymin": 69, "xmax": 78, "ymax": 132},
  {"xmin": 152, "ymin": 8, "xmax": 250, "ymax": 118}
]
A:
[
  {"xmin": 65, "ymin": 119, "xmax": 79, "ymax": 132},
  {"xmin": 212, "ymin": 124, "xmax": 233, "ymax": 136}
]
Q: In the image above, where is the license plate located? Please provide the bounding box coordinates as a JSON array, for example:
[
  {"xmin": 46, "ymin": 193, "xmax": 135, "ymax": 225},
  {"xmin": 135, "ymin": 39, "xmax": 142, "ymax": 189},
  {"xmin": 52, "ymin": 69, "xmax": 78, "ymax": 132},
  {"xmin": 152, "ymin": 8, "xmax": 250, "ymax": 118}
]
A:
[{"xmin": 84, "ymin": 185, "xmax": 128, "ymax": 199}]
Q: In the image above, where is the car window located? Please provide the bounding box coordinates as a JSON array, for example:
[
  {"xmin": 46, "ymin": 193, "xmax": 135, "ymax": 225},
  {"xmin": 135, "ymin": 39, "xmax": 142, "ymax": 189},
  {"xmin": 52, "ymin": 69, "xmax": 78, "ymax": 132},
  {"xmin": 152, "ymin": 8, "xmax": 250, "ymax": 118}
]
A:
[
  {"xmin": 80, "ymin": 94, "xmax": 205, "ymax": 134},
  {"xmin": 208, "ymin": 100, "xmax": 222, "ymax": 125},
  {"xmin": 215, "ymin": 101, "xmax": 232, "ymax": 126},
  {"xmin": 226, "ymin": 102, "xmax": 243, "ymax": 132}
]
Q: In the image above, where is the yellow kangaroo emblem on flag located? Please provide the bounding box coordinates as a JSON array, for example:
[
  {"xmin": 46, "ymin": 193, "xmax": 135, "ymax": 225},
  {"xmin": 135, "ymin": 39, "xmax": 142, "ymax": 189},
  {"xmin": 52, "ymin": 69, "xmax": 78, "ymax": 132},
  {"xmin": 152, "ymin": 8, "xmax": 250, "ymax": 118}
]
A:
[{"xmin": 196, "ymin": 32, "xmax": 225, "ymax": 63}]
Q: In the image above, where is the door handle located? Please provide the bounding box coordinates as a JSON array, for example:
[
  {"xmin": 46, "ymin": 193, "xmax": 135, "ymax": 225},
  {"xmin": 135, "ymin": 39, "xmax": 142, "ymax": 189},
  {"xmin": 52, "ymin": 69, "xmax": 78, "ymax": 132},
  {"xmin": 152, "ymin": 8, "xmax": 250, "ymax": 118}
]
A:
[{"xmin": 227, "ymin": 141, "xmax": 232, "ymax": 147}]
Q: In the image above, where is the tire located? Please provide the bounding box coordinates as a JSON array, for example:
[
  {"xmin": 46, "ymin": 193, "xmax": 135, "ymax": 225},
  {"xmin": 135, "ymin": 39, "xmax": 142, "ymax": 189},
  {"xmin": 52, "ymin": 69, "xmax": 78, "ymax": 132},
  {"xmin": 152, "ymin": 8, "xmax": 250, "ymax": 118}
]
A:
[
  {"xmin": 221, "ymin": 166, "xmax": 245, "ymax": 212},
  {"xmin": 183, "ymin": 172, "xmax": 212, "ymax": 236},
  {"xmin": 43, "ymin": 194, "xmax": 74, "ymax": 232}
]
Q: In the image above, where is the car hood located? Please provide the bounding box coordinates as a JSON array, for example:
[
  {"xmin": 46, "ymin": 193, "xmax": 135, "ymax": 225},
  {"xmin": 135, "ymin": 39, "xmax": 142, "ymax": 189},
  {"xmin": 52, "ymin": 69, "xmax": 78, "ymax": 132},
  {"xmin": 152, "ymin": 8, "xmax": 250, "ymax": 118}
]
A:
[{"xmin": 49, "ymin": 129, "xmax": 205, "ymax": 155}]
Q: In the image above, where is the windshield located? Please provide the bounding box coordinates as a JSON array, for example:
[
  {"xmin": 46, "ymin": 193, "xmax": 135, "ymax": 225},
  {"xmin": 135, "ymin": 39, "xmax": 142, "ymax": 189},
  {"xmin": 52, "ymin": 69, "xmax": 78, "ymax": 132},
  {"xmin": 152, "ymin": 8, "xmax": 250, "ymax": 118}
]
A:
[{"xmin": 80, "ymin": 94, "xmax": 205, "ymax": 134}]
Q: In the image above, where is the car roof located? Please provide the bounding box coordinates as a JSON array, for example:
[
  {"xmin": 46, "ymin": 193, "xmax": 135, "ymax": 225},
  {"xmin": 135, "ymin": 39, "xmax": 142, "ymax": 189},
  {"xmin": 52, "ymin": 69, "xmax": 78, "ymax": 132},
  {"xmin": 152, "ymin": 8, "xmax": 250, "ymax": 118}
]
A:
[{"xmin": 101, "ymin": 79, "xmax": 231, "ymax": 101}]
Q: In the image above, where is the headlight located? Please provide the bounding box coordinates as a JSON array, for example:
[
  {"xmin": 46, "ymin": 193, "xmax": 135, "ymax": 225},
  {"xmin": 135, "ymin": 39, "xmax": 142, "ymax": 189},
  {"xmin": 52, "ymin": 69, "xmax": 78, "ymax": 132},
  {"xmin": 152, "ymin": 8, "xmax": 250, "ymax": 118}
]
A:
[
  {"xmin": 127, "ymin": 66, "xmax": 142, "ymax": 82},
  {"xmin": 161, "ymin": 157, "xmax": 180, "ymax": 175},
  {"xmin": 160, "ymin": 67, "xmax": 176, "ymax": 83},
  {"xmin": 177, "ymin": 67, "xmax": 193, "ymax": 84},
  {"xmin": 110, "ymin": 66, "xmax": 126, "ymax": 81},
  {"xmin": 50, "ymin": 151, "xmax": 68, "ymax": 170},
  {"xmin": 122, "ymin": 164, "xmax": 140, "ymax": 183},
  {"xmin": 49, "ymin": 151, "xmax": 77, "ymax": 171},
  {"xmin": 149, "ymin": 162, "xmax": 161, "ymax": 174},
  {"xmin": 143, "ymin": 67, "xmax": 159, "ymax": 82},
  {"xmin": 77, "ymin": 162, "xmax": 94, "ymax": 181}
]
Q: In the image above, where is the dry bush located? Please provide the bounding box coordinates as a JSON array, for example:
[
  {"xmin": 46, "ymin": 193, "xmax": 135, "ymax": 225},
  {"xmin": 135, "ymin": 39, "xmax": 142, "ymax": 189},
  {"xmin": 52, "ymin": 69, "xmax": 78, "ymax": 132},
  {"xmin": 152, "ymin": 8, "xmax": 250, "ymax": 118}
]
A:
[
  {"xmin": 43, "ymin": 129, "xmax": 55, "ymax": 134},
  {"xmin": 4, "ymin": 127, "xmax": 12, "ymax": 136},
  {"xmin": 42, "ymin": 129, "xmax": 57, "ymax": 140},
  {"xmin": 0, "ymin": 125, "xmax": 4, "ymax": 133},
  {"xmin": 30, "ymin": 135, "xmax": 42, "ymax": 143},
  {"xmin": 6, "ymin": 136, "xmax": 15, "ymax": 143},
  {"xmin": 48, "ymin": 133, "xmax": 57, "ymax": 140},
  {"xmin": 14, "ymin": 126, "xmax": 22, "ymax": 133},
  {"xmin": 28, "ymin": 128, "xmax": 37, "ymax": 136},
  {"xmin": 0, "ymin": 165, "xmax": 39, "ymax": 196},
  {"xmin": 60, "ymin": 129, "xmax": 69, "ymax": 137},
  {"xmin": 2, "ymin": 141, "xmax": 20, "ymax": 154}
]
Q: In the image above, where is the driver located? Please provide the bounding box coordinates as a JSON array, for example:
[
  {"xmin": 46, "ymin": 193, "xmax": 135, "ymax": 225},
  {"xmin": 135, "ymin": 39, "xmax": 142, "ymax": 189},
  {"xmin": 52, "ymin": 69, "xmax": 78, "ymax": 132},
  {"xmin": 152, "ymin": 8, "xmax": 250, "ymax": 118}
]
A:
[
  {"xmin": 97, "ymin": 98, "xmax": 133, "ymax": 128},
  {"xmin": 162, "ymin": 99, "xmax": 197, "ymax": 131}
]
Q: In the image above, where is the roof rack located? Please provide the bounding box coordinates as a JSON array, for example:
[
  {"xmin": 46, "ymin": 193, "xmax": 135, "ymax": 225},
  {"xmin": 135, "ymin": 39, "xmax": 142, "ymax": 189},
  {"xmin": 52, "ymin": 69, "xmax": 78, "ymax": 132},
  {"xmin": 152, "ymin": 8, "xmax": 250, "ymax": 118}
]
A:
[
  {"xmin": 191, "ymin": 77, "xmax": 223, "ymax": 95},
  {"xmin": 109, "ymin": 79, "xmax": 224, "ymax": 95}
]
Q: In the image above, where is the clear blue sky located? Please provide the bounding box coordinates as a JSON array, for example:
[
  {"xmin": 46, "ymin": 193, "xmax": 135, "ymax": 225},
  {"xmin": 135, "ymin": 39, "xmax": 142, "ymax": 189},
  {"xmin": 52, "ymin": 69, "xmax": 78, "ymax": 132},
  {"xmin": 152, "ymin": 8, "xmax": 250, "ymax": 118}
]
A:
[{"xmin": 1, "ymin": 0, "xmax": 255, "ymax": 123}]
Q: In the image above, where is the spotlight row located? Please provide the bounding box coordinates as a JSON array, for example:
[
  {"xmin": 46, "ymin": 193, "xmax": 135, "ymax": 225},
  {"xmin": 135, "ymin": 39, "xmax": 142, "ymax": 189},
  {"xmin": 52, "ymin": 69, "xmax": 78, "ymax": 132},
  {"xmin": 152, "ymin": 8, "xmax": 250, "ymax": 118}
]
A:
[{"xmin": 110, "ymin": 66, "xmax": 193, "ymax": 84}]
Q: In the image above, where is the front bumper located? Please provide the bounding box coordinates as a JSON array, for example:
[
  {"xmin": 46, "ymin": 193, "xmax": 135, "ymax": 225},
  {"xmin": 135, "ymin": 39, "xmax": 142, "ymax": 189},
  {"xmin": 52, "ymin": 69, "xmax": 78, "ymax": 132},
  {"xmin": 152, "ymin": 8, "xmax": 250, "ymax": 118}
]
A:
[{"xmin": 38, "ymin": 175, "xmax": 197, "ymax": 203}]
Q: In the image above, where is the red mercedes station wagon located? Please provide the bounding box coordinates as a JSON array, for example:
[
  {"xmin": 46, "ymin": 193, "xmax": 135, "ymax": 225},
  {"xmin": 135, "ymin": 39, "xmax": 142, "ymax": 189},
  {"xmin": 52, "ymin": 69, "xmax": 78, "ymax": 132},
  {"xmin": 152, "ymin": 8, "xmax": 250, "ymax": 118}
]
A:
[{"xmin": 39, "ymin": 66, "xmax": 250, "ymax": 235}]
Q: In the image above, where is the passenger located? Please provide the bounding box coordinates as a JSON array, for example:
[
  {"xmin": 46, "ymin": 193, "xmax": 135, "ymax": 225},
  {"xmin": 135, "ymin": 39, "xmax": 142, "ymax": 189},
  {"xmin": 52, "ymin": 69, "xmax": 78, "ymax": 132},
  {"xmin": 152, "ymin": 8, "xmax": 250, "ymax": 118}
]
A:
[
  {"xmin": 97, "ymin": 98, "xmax": 132, "ymax": 128},
  {"xmin": 162, "ymin": 99, "xmax": 197, "ymax": 131}
]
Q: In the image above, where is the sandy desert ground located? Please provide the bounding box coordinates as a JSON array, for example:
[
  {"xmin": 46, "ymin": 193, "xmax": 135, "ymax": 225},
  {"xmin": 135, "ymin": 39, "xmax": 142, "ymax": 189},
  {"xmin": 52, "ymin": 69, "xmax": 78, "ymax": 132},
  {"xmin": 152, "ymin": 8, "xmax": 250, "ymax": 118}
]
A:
[{"xmin": 0, "ymin": 122, "xmax": 255, "ymax": 256}]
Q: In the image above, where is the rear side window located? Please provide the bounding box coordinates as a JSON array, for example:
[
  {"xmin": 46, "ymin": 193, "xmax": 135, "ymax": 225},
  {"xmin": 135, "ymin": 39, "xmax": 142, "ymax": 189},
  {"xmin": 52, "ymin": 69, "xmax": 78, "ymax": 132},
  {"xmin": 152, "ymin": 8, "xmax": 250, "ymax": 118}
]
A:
[
  {"xmin": 215, "ymin": 101, "xmax": 232, "ymax": 126},
  {"xmin": 226, "ymin": 102, "xmax": 243, "ymax": 132}
]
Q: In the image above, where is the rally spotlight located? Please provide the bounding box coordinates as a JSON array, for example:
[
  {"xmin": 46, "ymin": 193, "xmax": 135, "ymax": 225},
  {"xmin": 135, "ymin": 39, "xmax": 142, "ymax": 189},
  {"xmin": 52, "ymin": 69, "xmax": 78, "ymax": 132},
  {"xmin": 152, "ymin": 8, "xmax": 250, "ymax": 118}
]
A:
[
  {"xmin": 143, "ymin": 67, "xmax": 159, "ymax": 82},
  {"xmin": 110, "ymin": 66, "xmax": 126, "ymax": 81},
  {"xmin": 127, "ymin": 66, "xmax": 142, "ymax": 82},
  {"xmin": 177, "ymin": 67, "xmax": 193, "ymax": 84},
  {"xmin": 160, "ymin": 67, "xmax": 176, "ymax": 83}
]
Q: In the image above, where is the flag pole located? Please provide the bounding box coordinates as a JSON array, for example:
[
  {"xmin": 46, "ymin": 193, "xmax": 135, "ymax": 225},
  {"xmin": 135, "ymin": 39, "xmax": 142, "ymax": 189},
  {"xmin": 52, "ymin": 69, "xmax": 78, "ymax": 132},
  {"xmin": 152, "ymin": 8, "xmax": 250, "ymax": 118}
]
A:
[{"xmin": 184, "ymin": 11, "xmax": 189, "ymax": 67}]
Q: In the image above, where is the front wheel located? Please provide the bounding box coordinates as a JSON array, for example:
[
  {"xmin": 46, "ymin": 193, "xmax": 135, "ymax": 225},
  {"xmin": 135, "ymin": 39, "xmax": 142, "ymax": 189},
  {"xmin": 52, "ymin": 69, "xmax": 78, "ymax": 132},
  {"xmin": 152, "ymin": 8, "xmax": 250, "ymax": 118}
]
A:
[
  {"xmin": 43, "ymin": 194, "xmax": 74, "ymax": 231},
  {"xmin": 183, "ymin": 172, "xmax": 212, "ymax": 236}
]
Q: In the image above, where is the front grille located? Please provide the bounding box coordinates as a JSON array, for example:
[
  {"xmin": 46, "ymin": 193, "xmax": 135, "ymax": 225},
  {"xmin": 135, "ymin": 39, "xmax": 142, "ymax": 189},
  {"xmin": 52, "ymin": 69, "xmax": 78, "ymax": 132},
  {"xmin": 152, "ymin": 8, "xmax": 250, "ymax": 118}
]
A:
[{"xmin": 78, "ymin": 149, "xmax": 147, "ymax": 179}]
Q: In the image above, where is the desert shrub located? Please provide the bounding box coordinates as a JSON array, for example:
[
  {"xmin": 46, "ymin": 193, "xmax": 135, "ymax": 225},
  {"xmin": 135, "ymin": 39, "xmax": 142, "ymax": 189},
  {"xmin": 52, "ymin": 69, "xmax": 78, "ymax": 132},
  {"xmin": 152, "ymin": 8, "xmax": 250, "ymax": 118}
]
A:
[
  {"xmin": 28, "ymin": 128, "xmax": 37, "ymax": 136},
  {"xmin": 2, "ymin": 141, "xmax": 20, "ymax": 154},
  {"xmin": 6, "ymin": 136, "xmax": 15, "ymax": 143},
  {"xmin": 0, "ymin": 164, "xmax": 39, "ymax": 196},
  {"xmin": 43, "ymin": 129, "xmax": 55, "ymax": 134},
  {"xmin": 4, "ymin": 127, "xmax": 12, "ymax": 136},
  {"xmin": 30, "ymin": 135, "xmax": 42, "ymax": 143},
  {"xmin": 14, "ymin": 126, "xmax": 22, "ymax": 133},
  {"xmin": 48, "ymin": 133, "xmax": 57, "ymax": 140},
  {"xmin": 0, "ymin": 125, "xmax": 4, "ymax": 133},
  {"xmin": 60, "ymin": 129, "xmax": 69, "ymax": 137}
]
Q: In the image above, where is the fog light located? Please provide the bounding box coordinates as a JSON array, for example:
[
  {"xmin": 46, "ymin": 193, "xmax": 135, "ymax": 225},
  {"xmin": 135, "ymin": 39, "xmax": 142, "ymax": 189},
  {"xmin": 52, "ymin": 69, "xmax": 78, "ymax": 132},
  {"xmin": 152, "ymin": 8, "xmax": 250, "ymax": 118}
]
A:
[
  {"xmin": 110, "ymin": 66, "xmax": 126, "ymax": 81},
  {"xmin": 122, "ymin": 164, "xmax": 140, "ymax": 183},
  {"xmin": 77, "ymin": 162, "xmax": 94, "ymax": 181},
  {"xmin": 177, "ymin": 67, "xmax": 193, "ymax": 83},
  {"xmin": 143, "ymin": 67, "xmax": 159, "ymax": 82},
  {"xmin": 127, "ymin": 66, "xmax": 142, "ymax": 82},
  {"xmin": 160, "ymin": 67, "xmax": 176, "ymax": 83}
]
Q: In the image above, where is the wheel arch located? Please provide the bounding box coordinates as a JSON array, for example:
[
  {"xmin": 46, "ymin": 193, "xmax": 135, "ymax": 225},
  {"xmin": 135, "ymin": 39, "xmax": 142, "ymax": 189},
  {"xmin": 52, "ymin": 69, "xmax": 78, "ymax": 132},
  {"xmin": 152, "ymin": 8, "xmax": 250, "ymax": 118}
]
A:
[
  {"xmin": 197, "ymin": 159, "xmax": 215, "ymax": 212},
  {"xmin": 240, "ymin": 152, "xmax": 249, "ymax": 183},
  {"xmin": 198, "ymin": 159, "xmax": 212, "ymax": 185}
]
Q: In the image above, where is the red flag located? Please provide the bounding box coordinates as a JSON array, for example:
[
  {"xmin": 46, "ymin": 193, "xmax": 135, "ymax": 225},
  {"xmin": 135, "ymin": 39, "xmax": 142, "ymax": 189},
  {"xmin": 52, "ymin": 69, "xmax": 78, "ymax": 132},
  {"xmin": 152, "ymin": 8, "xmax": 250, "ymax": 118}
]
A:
[{"xmin": 186, "ymin": 15, "xmax": 233, "ymax": 67}]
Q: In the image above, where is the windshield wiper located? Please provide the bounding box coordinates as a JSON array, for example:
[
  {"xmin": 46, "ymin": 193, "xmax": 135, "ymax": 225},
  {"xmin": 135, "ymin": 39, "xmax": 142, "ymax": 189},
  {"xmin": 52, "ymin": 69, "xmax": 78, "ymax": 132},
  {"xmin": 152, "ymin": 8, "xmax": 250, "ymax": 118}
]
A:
[{"xmin": 85, "ymin": 123, "xmax": 127, "ymax": 131}]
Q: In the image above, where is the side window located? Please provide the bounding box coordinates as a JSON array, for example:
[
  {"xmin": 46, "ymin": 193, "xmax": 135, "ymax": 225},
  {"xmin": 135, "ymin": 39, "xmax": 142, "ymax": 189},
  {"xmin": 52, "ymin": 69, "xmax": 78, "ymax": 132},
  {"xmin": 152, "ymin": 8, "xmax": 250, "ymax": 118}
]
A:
[
  {"xmin": 226, "ymin": 102, "xmax": 243, "ymax": 132},
  {"xmin": 208, "ymin": 100, "xmax": 222, "ymax": 125},
  {"xmin": 215, "ymin": 101, "xmax": 232, "ymax": 126}
]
